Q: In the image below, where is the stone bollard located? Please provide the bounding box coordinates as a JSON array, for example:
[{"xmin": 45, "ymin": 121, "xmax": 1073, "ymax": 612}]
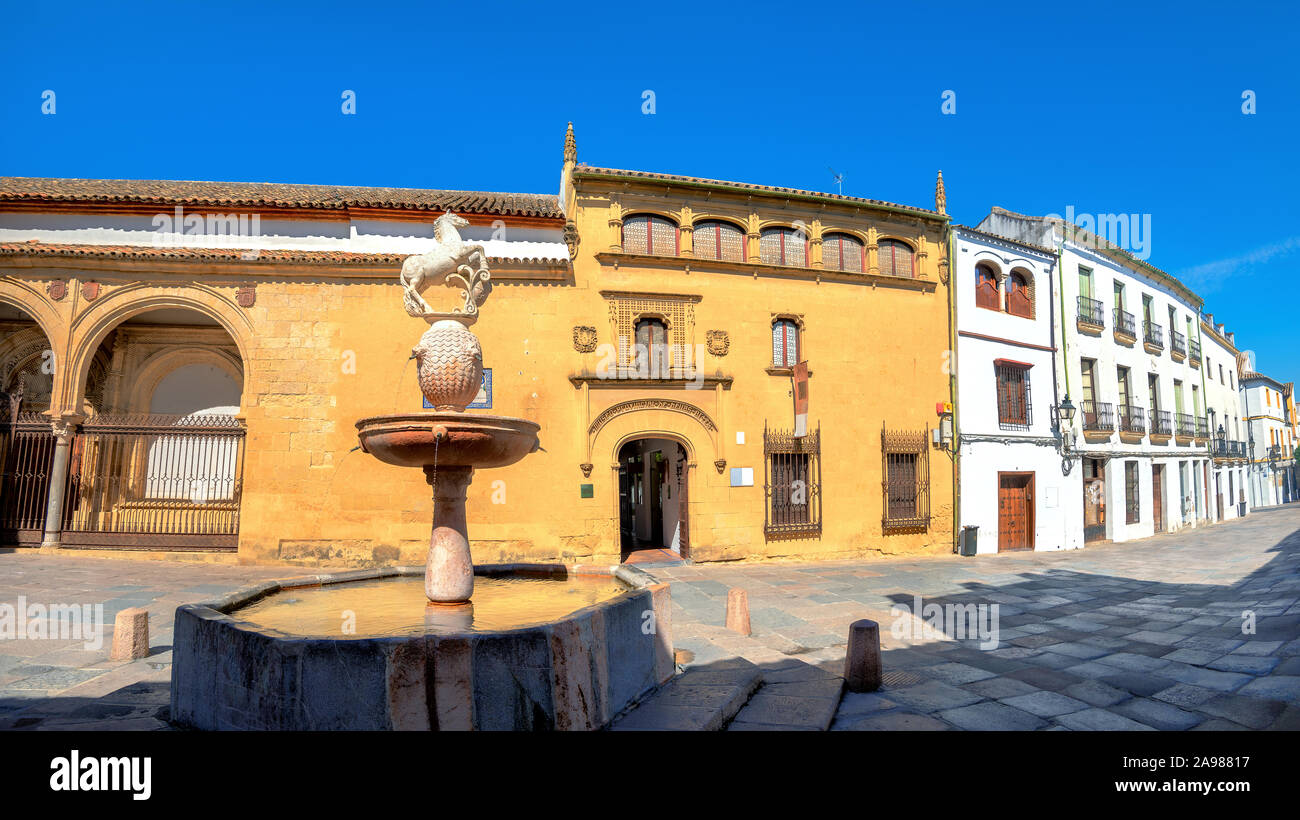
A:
[
  {"xmin": 844, "ymin": 619, "xmax": 882, "ymax": 692},
  {"xmin": 725, "ymin": 588, "xmax": 750, "ymax": 636},
  {"xmin": 110, "ymin": 607, "xmax": 150, "ymax": 661}
]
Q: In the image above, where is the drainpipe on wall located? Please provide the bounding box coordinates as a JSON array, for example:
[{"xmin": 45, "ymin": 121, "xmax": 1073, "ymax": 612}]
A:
[{"xmin": 946, "ymin": 226, "xmax": 960, "ymax": 554}]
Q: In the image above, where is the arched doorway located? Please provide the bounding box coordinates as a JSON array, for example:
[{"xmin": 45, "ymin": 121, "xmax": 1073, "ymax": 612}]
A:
[
  {"xmin": 59, "ymin": 307, "xmax": 248, "ymax": 550},
  {"xmin": 617, "ymin": 436, "xmax": 689, "ymax": 561},
  {"xmin": 0, "ymin": 303, "xmax": 57, "ymax": 545}
]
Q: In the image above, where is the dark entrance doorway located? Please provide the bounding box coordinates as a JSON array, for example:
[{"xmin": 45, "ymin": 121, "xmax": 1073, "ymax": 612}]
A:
[
  {"xmin": 617, "ymin": 437, "xmax": 688, "ymax": 561},
  {"xmin": 1083, "ymin": 457, "xmax": 1106, "ymax": 543}
]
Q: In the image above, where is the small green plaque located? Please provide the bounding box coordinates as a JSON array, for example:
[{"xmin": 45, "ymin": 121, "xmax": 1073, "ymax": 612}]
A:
[{"xmin": 579, "ymin": 484, "xmax": 594, "ymax": 498}]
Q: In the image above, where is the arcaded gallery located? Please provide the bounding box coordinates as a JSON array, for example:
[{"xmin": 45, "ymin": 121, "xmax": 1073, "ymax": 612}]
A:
[{"xmin": 0, "ymin": 127, "xmax": 956, "ymax": 567}]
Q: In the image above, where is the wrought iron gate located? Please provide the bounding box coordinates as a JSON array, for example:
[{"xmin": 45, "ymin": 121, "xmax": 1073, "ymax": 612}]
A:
[
  {"xmin": 0, "ymin": 413, "xmax": 55, "ymax": 546},
  {"xmin": 60, "ymin": 413, "xmax": 246, "ymax": 551}
]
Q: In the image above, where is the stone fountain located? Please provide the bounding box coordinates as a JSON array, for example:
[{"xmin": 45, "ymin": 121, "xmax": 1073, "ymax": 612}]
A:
[
  {"xmin": 355, "ymin": 211, "xmax": 541, "ymax": 607},
  {"xmin": 169, "ymin": 213, "xmax": 674, "ymax": 731}
]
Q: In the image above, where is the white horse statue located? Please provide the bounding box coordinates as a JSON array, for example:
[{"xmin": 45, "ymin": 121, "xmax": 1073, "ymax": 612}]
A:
[{"xmin": 400, "ymin": 212, "xmax": 491, "ymax": 318}]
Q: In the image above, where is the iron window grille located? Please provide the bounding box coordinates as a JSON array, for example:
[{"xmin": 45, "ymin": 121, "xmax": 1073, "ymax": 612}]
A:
[
  {"xmin": 1176, "ymin": 412, "xmax": 1196, "ymax": 438},
  {"xmin": 1114, "ymin": 308, "xmax": 1136, "ymax": 337},
  {"xmin": 995, "ymin": 363, "xmax": 1032, "ymax": 431},
  {"xmin": 1143, "ymin": 320, "xmax": 1164, "ymax": 349},
  {"xmin": 763, "ymin": 423, "xmax": 821, "ymax": 539},
  {"xmin": 1081, "ymin": 400, "xmax": 1115, "ymax": 432},
  {"xmin": 1150, "ymin": 409, "xmax": 1173, "ymax": 436},
  {"xmin": 882, "ymin": 425, "xmax": 930, "ymax": 531},
  {"xmin": 1171, "ymin": 329, "xmax": 1187, "ymax": 357},
  {"xmin": 1077, "ymin": 295, "xmax": 1104, "ymax": 326},
  {"xmin": 1189, "ymin": 338, "xmax": 1202, "ymax": 362},
  {"xmin": 1118, "ymin": 403, "xmax": 1146, "ymax": 434}
]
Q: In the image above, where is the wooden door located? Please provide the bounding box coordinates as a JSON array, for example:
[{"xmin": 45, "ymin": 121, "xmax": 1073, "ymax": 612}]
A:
[
  {"xmin": 998, "ymin": 472, "xmax": 1034, "ymax": 551},
  {"xmin": 1215, "ymin": 473, "xmax": 1223, "ymax": 520},
  {"xmin": 650, "ymin": 455, "xmax": 664, "ymax": 546},
  {"xmin": 1152, "ymin": 465, "xmax": 1165, "ymax": 532}
]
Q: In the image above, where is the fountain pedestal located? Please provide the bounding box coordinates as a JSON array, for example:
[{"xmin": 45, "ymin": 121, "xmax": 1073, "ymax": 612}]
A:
[{"xmin": 425, "ymin": 464, "xmax": 474, "ymax": 604}]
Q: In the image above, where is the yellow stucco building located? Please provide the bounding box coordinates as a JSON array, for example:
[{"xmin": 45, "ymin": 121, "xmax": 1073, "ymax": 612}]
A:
[{"xmin": 0, "ymin": 126, "xmax": 954, "ymax": 567}]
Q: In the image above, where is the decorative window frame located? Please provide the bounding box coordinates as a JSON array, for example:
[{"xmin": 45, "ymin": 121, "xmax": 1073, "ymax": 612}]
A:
[{"xmin": 602, "ymin": 291, "xmax": 699, "ymax": 371}]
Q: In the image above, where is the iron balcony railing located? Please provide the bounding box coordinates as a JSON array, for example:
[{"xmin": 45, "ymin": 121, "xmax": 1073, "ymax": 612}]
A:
[
  {"xmin": 1150, "ymin": 409, "xmax": 1173, "ymax": 436},
  {"xmin": 1078, "ymin": 295, "xmax": 1104, "ymax": 326},
  {"xmin": 1176, "ymin": 412, "xmax": 1196, "ymax": 438},
  {"xmin": 1171, "ymin": 329, "xmax": 1187, "ymax": 357},
  {"xmin": 1081, "ymin": 400, "xmax": 1115, "ymax": 432},
  {"xmin": 1195, "ymin": 417, "xmax": 1209, "ymax": 439},
  {"xmin": 1211, "ymin": 438, "xmax": 1229, "ymax": 457},
  {"xmin": 1233, "ymin": 440, "xmax": 1248, "ymax": 458},
  {"xmin": 1114, "ymin": 308, "xmax": 1136, "ymax": 337},
  {"xmin": 1117, "ymin": 403, "xmax": 1146, "ymax": 434},
  {"xmin": 1143, "ymin": 320, "xmax": 1164, "ymax": 349},
  {"xmin": 1189, "ymin": 338, "xmax": 1202, "ymax": 362}
]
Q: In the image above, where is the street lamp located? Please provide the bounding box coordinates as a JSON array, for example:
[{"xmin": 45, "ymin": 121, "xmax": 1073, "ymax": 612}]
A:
[
  {"xmin": 1056, "ymin": 395, "xmax": 1077, "ymax": 474},
  {"xmin": 1216, "ymin": 424, "xmax": 1226, "ymax": 457}
]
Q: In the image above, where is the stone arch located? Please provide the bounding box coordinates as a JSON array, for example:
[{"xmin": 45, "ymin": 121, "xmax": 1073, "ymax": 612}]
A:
[
  {"xmin": 64, "ymin": 285, "xmax": 254, "ymax": 415},
  {"xmin": 0, "ymin": 284, "xmax": 67, "ymax": 412},
  {"xmin": 587, "ymin": 398, "xmax": 719, "ymax": 465}
]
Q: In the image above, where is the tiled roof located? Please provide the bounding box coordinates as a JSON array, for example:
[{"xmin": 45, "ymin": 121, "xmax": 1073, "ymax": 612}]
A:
[
  {"xmin": 0, "ymin": 240, "xmax": 565, "ymax": 266},
  {"xmin": 987, "ymin": 206, "xmax": 1201, "ymax": 307},
  {"xmin": 953, "ymin": 224, "xmax": 1055, "ymax": 256},
  {"xmin": 574, "ymin": 165, "xmax": 945, "ymax": 219},
  {"xmin": 0, "ymin": 177, "xmax": 563, "ymax": 219}
]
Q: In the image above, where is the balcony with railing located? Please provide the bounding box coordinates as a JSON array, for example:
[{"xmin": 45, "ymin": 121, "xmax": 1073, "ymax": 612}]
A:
[
  {"xmin": 1195, "ymin": 417, "xmax": 1209, "ymax": 441},
  {"xmin": 1170, "ymin": 329, "xmax": 1187, "ymax": 361},
  {"xmin": 1175, "ymin": 412, "xmax": 1196, "ymax": 441},
  {"xmin": 1081, "ymin": 400, "xmax": 1115, "ymax": 436},
  {"xmin": 1113, "ymin": 308, "xmax": 1136, "ymax": 343},
  {"xmin": 1143, "ymin": 320, "xmax": 1164, "ymax": 353},
  {"xmin": 1117, "ymin": 403, "xmax": 1146, "ymax": 438},
  {"xmin": 1149, "ymin": 409, "xmax": 1173, "ymax": 438},
  {"xmin": 1077, "ymin": 296, "xmax": 1104, "ymax": 333},
  {"xmin": 1189, "ymin": 337, "xmax": 1202, "ymax": 367}
]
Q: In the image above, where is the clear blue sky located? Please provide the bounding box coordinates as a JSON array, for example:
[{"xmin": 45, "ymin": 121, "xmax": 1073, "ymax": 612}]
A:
[{"xmin": 2, "ymin": 0, "xmax": 1296, "ymax": 386}]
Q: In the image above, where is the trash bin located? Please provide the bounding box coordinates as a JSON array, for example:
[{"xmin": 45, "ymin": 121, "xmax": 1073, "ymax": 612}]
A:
[
  {"xmin": 960, "ymin": 525, "xmax": 978, "ymax": 557},
  {"xmin": 1238, "ymin": 501, "xmax": 1247, "ymax": 518}
]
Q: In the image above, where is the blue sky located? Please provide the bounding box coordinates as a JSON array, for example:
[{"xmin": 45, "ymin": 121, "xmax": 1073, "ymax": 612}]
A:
[{"xmin": 2, "ymin": 0, "xmax": 1296, "ymax": 386}]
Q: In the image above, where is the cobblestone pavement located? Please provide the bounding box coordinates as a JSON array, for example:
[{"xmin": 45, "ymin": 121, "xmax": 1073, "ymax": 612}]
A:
[
  {"xmin": 0, "ymin": 555, "xmax": 292, "ymax": 730},
  {"xmin": 2, "ymin": 505, "xmax": 1299, "ymax": 730},
  {"xmin": 653, "ymin": 504, "xmax": 1300, "ymax": 730}
]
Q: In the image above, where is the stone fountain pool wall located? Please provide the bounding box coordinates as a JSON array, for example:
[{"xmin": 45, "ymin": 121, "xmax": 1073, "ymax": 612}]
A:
[{"xmin": 171, "ymin": 564, "xmax": 673, "ymax": 731}]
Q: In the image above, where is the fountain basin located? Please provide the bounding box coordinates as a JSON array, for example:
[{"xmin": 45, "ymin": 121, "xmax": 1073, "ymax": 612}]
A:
[
  {"xmin": 356, "ymin": 412, "xmax": 540, "ymax": 469},
  {"xmin": 170, "ymin": 564, "xmax": 674, "ymax": 731}
]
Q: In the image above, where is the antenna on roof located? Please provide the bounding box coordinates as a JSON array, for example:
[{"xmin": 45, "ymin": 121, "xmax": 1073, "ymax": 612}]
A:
[{"xmin": 828, "ymin": 167, "xmax": 844, "ymax": 195}]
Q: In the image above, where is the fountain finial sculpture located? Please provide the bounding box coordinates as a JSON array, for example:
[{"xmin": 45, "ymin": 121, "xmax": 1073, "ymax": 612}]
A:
[{"xmin": 357, "ymin": 213, "xmax": 540, "ymax": 606}]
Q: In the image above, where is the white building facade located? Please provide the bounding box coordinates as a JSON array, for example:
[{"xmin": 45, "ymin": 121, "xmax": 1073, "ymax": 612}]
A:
[
  {"xmin": 1240, "ymin": 370, "xmax": 1295, "ymax": 507},
  {"xmin": 979, "ymin": 208, "xmax": 1220, "ymax": 545},
  {"xmin": 1198, "ymin": 315, "xmax": 1251, "ymax": 521},
  {"xmin": 953, "ymin": 227, "xmax": 1078, "ymax": 553}
]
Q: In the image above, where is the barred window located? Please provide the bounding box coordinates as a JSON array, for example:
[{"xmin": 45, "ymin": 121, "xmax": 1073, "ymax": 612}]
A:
[
  {"xmin": 976, "ymin": 264, "xmax": 1000, "ymax": 310},
  {"xmin": 634, "ymin": 318, "xmax": 669, "ymax": 375},
  {"xmin": 760, "ymin": 227, "xmax": 807, "ymax": 267},
  {"xmin": 764, "ymin": 423, "xmax": 821, "ymax": 538},
  {"xmin": 878, "ymin": 238, "xmax": 915, "ymax": 278},
  {"xmin": 622, "ymin": 214, "xmax": 678, "ymax": 255},
  {"xmin": 882, "ymin": 427, "xmax": 930, "ymax": 530},
  {"xmin": 772, "ymin": 318, "xmax": 799, "ymax": 368},
  {"xmin": 1006, "ymin": 271, "xmax": 1032, "ymax": 318},
  {"xmin": 821, "ymin": 232, "xmax": 864, "ymax": 272},
  {"xmin": 995, "ymin": 362, "xmax": 1032, "ymax": 431},
  {"xmin": 1125, "ymin": 461, "xmax": 1140, "ymax": 524},
  {"xmin": 693, "ymin": 220, "xmax": 746, "ymax": 262}
]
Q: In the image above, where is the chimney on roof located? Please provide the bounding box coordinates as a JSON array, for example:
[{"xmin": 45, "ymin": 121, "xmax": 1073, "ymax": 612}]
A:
[
  {"xmin": 935, "ymin": 170, "xmax": 946, "ymax": 216},
  {"xmin": 1218, "ymin": 323, "xmax": 1226, "ymax": 336},
  {"xmin": 1203, "ymin": 312, "xmax": 1213, "ymax": 326},
  {"xmin": 1227, "ymin": 331, "xmax": 1235, "ymax": 346}
]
